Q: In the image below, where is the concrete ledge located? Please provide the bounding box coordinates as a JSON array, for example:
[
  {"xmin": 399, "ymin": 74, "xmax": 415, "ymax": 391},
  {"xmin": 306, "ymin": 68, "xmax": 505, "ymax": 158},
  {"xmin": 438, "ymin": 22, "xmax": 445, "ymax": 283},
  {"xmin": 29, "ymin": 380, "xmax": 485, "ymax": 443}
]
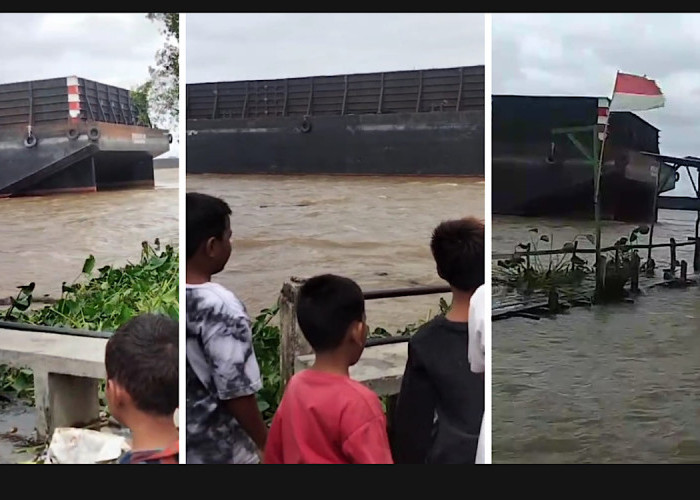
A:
[
  {"xmin": 0, "ymin": 328, "xmax": 106, "ymax": 379},
  {"xmin": 295, "ymin": 342, "xmax": 408, "ymax": 397},
  {"xmin": 0, "ymin": 327, "xmax": 107, "ymax": 439}
]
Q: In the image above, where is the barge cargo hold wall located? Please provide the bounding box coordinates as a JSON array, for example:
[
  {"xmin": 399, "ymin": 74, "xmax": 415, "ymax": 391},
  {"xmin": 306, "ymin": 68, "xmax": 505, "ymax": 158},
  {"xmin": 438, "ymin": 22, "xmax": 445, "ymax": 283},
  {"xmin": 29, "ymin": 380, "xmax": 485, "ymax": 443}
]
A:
[
  {"xmin": 492, "ymin": 95, "xmax": 674, "ymax": 223},
  {"xmin": 0, "ymin": 76, "xmax": 169, "ymax": 197},
  {"xmin": 186, "ymin": 66, "xmax": 484, "ymax": 176}
]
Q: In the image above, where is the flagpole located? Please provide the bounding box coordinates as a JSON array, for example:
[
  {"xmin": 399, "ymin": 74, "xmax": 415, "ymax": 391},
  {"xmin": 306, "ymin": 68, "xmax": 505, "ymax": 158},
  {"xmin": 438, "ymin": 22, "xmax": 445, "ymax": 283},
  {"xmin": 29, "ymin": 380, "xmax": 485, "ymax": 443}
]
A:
[{"xmin": 594, "ymin": 70, "xmax": 619, "ymax": 300}]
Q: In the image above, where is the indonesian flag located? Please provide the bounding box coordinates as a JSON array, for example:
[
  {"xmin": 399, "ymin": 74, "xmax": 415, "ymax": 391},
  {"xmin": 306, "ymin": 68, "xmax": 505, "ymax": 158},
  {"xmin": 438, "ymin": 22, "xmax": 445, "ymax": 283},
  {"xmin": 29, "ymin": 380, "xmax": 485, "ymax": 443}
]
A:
[{"xmin": 609, "ymin": 72, "xmax": 665, "ymax": 112}]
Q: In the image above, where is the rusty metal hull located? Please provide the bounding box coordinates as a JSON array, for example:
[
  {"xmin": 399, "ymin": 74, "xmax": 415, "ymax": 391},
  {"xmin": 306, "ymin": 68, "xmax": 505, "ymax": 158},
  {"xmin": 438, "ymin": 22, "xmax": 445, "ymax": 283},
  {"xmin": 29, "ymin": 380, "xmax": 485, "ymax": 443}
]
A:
[{"xmin": 0, "ymin": 120, "xmax": 168, "ymax": 197}]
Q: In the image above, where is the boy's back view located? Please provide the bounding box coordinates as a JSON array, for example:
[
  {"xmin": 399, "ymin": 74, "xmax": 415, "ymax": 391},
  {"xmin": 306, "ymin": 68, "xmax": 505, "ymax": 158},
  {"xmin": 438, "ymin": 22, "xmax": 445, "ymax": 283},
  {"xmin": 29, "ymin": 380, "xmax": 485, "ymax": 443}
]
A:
[
  {"xmin": 391, "ymin": 217, "xmax": 485, "ymax": 464},
  {"xmin": 264, "ymin": 274, "xmax": 393, "ymax": 464},
  {"xmin": 104, "ymin": 313, "xmax": 179, "ymax": 464},
  {"xmin": 185, "ymin": 192, "xmax": 268, "ymax": 464}
]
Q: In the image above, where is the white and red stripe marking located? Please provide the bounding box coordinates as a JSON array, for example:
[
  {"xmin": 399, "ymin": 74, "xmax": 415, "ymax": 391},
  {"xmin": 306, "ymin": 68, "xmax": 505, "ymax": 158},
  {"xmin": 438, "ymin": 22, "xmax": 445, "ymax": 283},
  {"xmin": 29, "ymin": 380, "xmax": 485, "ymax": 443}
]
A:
[
  {"xmin": 66, "ymin": 76, "xmax": 81, "ymax": 118},
  {"xmin": 610, "ymin": 72, "xmax": 665, "ymax": 112},
  {"xmin": 597, "ymin": 97, "xmax": 609, "ymax": 141}
]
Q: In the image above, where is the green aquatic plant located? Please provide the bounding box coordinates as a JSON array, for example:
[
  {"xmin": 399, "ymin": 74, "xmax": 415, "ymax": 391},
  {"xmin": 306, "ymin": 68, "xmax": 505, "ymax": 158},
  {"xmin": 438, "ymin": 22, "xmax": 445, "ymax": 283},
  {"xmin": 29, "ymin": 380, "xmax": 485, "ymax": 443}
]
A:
[
  {"xmin": 596, "ymin": 225, "xmax": 650, "ymax": 302},
  {"xmin": 369, "ymin": 297, "xmax": 450, "ymax": 338},
  {"xmin": 494, "ymin": 228, "xmax": 593, "ymax": 295},
  {"xmin": 0, "ymin": 240, "xmax": 179, "ymax": 404},
  {"xmin": 495, "ymin": 226, "xmax": 652, "ymax": 301},
  {"xmin": 250, "ymin": 305, "xmax": 282, "ymax": 421}
]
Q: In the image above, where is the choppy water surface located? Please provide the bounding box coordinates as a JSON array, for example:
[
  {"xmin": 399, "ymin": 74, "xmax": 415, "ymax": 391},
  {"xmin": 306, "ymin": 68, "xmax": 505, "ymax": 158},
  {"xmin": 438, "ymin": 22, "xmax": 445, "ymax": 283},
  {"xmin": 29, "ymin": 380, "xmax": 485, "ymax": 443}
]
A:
[{"xmin": 493, "ymin": 210, "xmax": 700, "ymax": 463}]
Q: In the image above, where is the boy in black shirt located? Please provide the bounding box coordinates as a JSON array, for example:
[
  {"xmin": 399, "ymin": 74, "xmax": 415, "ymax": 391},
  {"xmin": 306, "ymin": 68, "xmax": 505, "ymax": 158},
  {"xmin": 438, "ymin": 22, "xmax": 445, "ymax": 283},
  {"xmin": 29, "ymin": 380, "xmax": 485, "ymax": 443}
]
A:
[{"xmin": 391, "ymin": 217, "xmax": 485, "ymax": 464}]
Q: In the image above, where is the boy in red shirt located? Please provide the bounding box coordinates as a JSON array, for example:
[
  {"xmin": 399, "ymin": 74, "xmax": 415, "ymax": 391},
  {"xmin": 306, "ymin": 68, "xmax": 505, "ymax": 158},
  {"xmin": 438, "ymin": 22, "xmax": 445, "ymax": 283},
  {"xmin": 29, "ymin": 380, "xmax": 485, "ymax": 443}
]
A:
[{"xmin": 264, "ymin": 274, "xmax": 393, "ymax": 464}]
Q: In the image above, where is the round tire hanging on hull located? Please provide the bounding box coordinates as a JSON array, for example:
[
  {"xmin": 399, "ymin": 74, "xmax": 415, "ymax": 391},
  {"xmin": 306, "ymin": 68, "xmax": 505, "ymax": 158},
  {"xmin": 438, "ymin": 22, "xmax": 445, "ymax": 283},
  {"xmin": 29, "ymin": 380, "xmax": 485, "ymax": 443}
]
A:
[
  {"xmin": 168, "ymin": 133, "xmax": 173, "ymax": 144},
  {"xmin": 24, "ymin": 134, "xmax": 37, "ymax": 148},
  {"xmin": 88, "ymin": 128, "xmax": 100, "ymax": 141},
  {"xmin": 300, "ymin": 119, "xmax": 312, "ymax": 133},
  {"xmin": 67, "ymin": 129, "xmax": 79, "ymax": 140}
]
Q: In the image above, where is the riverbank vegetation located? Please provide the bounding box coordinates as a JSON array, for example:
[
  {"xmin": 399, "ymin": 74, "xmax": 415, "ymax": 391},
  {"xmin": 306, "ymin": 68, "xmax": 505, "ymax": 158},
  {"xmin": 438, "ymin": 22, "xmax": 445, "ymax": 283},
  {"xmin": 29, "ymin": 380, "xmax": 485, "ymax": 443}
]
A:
[
  {"xmin": 494, "ymin": 226, "xmax": 651, "ymax": 301},
  {"xmin": 0, "ymin": 240, "xmax": 178, "ymax": 405}
]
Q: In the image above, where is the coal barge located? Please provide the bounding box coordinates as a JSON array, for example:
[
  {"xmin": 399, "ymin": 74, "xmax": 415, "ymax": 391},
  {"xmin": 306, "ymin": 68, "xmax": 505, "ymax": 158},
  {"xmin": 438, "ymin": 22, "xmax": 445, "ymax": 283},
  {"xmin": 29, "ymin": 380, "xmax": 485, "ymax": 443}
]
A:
[
  {"xmin": 186, "ymin": 66, "xmax": 484, "ymax": 176},
  {"xmin": 492, "ymin": 95, "xmax": 677, "ymax": 223},
  {"xmin": 0, "ymin": 76, "xmax": 171, "ymax": 197}
]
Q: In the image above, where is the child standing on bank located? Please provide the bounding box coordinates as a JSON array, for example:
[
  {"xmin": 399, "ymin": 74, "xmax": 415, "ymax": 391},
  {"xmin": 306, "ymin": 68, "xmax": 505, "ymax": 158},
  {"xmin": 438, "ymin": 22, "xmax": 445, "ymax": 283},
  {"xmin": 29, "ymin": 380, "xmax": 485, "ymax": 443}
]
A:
[
  {"xmin": 391, "ymin": 217, "xmax": 485, "ymax": 464},
  {"xmin": 264, "ymin": 274, "xmax": 393, "ymax": 464},
  {"xmin": 185, "ymin": 192, "xmax": 268, "ymax": 464},
  {"xmin": 105, "ymin": 313, "xmax": 180, "ymax": 464}
]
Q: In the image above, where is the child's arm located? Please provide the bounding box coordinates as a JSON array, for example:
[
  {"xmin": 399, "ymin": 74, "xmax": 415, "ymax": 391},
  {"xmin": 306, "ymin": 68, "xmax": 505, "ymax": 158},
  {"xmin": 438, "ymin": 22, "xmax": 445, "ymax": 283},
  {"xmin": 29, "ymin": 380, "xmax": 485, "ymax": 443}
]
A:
[
  {"xmin": 202, "ymin": 312, "xmax": 268, "ymax": 453},
  {"xmin": 224, "ymin": 395, "xmax": 268, "ymax": 451},
  {"xmin": 390, "ymin": 343, "xmax": 436, "ymax": 464}
]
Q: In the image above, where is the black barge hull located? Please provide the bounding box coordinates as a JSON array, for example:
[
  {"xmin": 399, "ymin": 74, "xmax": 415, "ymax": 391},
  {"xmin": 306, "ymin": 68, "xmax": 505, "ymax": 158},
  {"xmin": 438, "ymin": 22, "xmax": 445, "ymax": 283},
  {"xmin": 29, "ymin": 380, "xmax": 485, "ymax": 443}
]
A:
[
  {"xmin": 0, "ymin": 76, "xmax": 170, "ymax": 197},
  {"xmin": 492, "ymin": 95, "xmax": 675, "ymax": 223},
  {"xmin": 186, "ymin": 66, "xmax": 484, "ymax": 176}
]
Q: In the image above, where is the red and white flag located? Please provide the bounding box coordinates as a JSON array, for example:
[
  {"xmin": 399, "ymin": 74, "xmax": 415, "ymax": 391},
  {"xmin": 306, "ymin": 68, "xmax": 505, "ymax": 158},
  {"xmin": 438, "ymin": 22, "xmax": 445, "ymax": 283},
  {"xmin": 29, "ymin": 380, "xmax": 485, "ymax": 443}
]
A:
[{"xmin": 609, "ymin": 72, "xmax": 665, "ymax": 112}]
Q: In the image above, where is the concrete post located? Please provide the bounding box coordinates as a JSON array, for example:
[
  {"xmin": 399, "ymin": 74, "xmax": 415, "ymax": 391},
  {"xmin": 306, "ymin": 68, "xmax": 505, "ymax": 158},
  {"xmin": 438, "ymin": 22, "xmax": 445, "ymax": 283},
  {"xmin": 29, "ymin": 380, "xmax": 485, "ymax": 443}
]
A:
[
  {"xmin": 33, "ymin": 371, "xmax": 100, "ymax": 440},
  {"xmin": 279, "ymin": 278, "xmax": 312, "ymax": 390}
]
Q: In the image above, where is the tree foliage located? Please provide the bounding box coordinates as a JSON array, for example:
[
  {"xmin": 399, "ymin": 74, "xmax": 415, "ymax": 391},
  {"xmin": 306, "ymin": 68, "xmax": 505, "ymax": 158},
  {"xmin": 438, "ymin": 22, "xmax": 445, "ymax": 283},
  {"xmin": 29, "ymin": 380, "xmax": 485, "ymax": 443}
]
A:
[{"xmin": 136, "ymin": 13, "xmax": 179, "ymax": 131}]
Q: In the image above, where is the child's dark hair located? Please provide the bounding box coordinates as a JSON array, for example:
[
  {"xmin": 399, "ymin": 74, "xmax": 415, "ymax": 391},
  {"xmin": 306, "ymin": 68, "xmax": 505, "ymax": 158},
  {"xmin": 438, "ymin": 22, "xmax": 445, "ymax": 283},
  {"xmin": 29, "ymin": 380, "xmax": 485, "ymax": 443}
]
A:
[
  {"xmin": 186, "ymin": 192, "xmax": 232, "ymax": 259},
  {"xmin": 105, "ymin": 313, "xmax": 178, "ymax": 416},
  {"xmin": 430, "ymin": 217, "xmax": 484, "ymax": 293},
  {"xmin": 296, "ymin": 274, "xmax": 365, "ymax": 353}
]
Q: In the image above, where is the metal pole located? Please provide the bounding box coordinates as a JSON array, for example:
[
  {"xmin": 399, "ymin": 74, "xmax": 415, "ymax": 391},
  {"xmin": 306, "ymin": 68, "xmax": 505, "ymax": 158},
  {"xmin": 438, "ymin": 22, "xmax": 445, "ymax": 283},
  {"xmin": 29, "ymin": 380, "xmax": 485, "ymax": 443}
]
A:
[
  {"xmin": 696, "ymin": 167, "xmax": 700, "ymax": 272},
  {"xmin": 594, "ymin": 72, "xmax": 618, "ymax": 297},
  {"xmin": 647, "ymin": 166, "xmax": 661, "ymax": 264}
]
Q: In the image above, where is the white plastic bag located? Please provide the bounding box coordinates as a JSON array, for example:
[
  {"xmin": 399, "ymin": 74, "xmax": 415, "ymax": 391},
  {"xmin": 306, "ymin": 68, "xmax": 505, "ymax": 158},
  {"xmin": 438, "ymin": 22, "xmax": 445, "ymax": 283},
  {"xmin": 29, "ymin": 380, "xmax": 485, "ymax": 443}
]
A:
[{"xmin": 45, "ymin": 427, "xmax": 130, "ymax": 464}]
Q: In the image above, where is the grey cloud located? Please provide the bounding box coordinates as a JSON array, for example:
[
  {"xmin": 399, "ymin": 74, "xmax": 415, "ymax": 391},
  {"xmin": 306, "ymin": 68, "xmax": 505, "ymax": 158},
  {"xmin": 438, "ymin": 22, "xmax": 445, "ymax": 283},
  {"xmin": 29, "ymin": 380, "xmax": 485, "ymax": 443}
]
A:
[
  {"xmin": 186, "ymin": 13, "xmax": 484, "ymax": 83},
  {"xmin": 0, "ymin": 14, "xmax": 160, "ymax": 88}
]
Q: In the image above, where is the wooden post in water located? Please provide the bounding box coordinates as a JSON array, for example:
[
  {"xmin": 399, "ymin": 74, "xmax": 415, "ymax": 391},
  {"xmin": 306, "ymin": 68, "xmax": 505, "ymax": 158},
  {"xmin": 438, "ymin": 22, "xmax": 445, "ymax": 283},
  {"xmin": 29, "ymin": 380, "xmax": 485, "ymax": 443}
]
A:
[
  {"xmin": 547, "ymin": 287, "xmax": 559, "ymax": 313},
  {"xmin": 681, "ymin": 260, "xmax": 688, "ymax": 281},
  {"xmin": 279, "ymin": 278, "xmax": 312, "ymax": 389},
  {"xmin": 595, "ymin": 255, "xmax": 607, "ymax": 302},
  {"xmin": 630, "ymin": 252, "xmax": 640, "ymax": 293},
  {"xmin": 670, "ymin": 238, "xmax": 677, "ymax": 275}
]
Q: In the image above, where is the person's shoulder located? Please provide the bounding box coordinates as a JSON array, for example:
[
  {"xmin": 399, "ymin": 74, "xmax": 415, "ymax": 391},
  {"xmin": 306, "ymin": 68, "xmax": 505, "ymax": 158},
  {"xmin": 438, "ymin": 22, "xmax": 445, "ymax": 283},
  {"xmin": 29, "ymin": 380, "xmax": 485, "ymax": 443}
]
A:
[
  {"xmin": 121, "ymin": 442, "xmax": 179, "ymax": 464},
  {"xmin": 469, "ymin": 285, "xmax": 486, "ymax": 315},
  {"xmin": 468, "ymin": 285, "xmax": 486, "ymax": 336},
  {"xmin": 410, "ymin": 315, "xmax": 445, "ymax": 344},
  {"xmin": 342, "ymin": 377, "xmax": 385, "ymax": 419},
  {"xmin": 187, "ymin": 282, "xmax": 248, "ymax": 319},
  {"xmin": 471, "ymin": 284, "xmax": 486, "ymax": 304}
]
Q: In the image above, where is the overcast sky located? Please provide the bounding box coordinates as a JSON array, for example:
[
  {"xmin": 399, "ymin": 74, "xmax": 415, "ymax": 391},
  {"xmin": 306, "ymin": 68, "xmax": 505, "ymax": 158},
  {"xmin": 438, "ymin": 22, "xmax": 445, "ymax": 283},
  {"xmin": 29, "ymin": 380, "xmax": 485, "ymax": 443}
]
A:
[
  {"xmin": 494, "ymin": 13, "xmax": 700, "ymax": 196},
  {"xmin": 0, "ymin": 13, "xmax": 177, "ymax": 156},
  {"xmin": 186, "ymin": 13, "xmax": 484, "ymax": 83}
]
